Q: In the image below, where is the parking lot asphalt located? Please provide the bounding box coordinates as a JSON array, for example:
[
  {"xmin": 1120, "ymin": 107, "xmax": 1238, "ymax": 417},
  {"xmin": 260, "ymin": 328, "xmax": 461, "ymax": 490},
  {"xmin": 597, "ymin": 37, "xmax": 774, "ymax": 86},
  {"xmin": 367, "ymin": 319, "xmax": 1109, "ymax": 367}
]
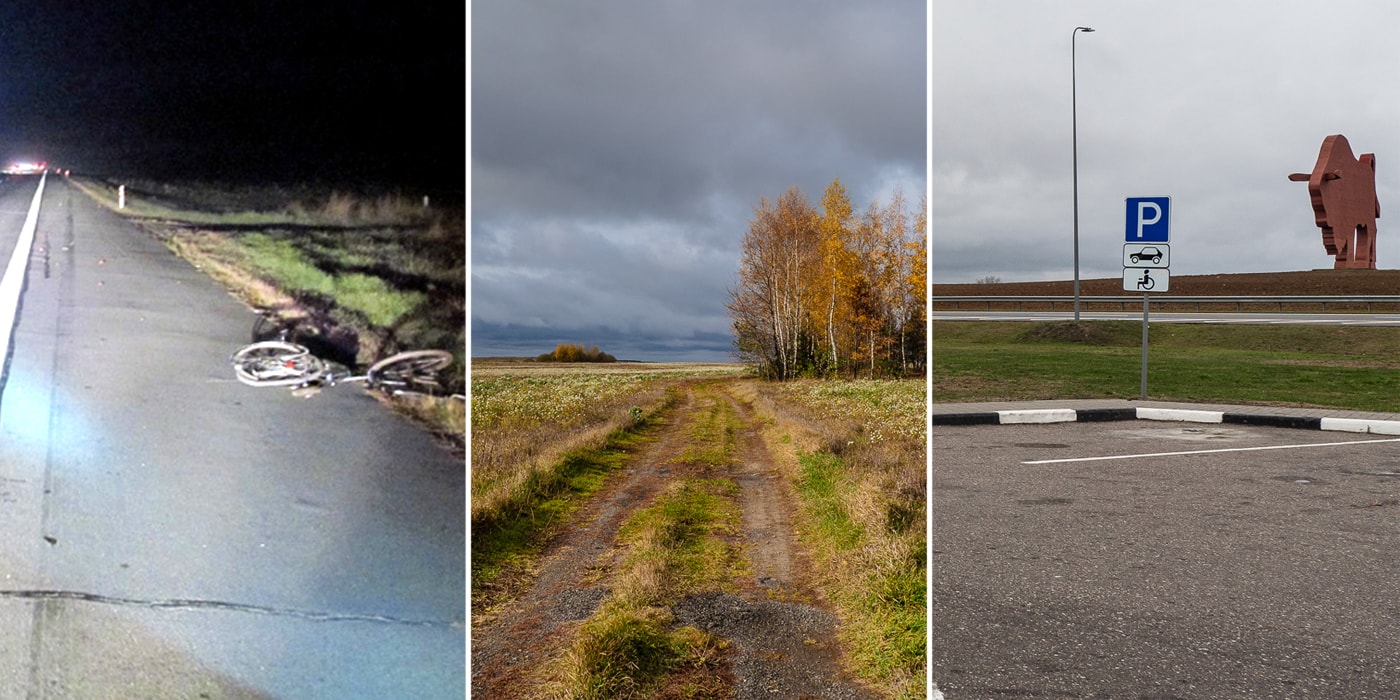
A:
[{"xmin": 933, "ymin": 401, "xmax": 1400, "ymax": 698}]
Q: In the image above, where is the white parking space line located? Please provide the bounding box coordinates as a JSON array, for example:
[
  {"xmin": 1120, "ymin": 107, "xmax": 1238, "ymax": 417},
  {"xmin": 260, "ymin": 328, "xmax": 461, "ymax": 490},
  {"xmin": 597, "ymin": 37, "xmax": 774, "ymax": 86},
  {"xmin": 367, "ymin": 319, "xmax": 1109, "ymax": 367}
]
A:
[{"xmin": 1023, "ymin": 437, "xmax": 1400, "ymax": 465}]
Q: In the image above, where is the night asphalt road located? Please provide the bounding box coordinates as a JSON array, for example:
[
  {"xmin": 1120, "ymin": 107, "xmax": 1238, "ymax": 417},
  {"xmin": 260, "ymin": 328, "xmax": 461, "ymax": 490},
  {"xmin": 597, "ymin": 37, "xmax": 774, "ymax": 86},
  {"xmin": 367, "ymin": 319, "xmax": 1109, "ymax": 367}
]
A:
[
  {"xmin": 934, "ymin": 420, "xmax": 1400, "ymax": 698},
  {"xmin": 0, "ymin": 175, "xmax": 464, "ymax": 698}
]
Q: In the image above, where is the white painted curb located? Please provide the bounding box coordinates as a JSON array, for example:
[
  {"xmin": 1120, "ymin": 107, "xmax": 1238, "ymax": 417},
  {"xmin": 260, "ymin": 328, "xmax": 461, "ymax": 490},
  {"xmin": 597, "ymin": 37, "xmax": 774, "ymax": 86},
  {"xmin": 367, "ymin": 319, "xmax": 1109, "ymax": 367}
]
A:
[
  {"xmin": 1320, "ymin": 417, "xmax": 1400, "ymax": 435},
  {"xmin": 998, "ymin": 408, "xmax": 1077, "ymax": 424},
  {"xmin": 1136, "ymin": 408, "xmax": 1223, "ymax": 423}
]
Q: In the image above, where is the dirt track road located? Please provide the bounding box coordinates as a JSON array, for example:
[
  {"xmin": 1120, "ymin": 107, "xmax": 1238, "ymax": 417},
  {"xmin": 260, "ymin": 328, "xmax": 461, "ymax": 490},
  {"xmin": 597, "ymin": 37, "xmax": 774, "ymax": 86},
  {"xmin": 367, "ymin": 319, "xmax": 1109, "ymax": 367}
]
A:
[{"xmin": 471, "ymin": 381, "xmax": 875, "ymax": 699}]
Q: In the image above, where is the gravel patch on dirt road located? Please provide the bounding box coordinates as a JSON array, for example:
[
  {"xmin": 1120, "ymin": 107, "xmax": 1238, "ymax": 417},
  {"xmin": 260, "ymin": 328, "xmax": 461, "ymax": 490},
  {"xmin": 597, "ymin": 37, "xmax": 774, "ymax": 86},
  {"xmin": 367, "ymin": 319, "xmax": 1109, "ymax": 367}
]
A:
[{"xmin": 673, "ymin": 591, "xmax": 876, "ymax": 699}]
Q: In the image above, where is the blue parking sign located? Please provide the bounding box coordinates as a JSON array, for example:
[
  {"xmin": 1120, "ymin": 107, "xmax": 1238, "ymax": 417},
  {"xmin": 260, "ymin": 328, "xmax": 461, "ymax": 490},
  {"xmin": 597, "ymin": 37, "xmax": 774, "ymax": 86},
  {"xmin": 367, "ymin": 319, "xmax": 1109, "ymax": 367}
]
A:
[{"xmin": 1125, "ymin": 196, "xmax": 1170, "ymax": 242}]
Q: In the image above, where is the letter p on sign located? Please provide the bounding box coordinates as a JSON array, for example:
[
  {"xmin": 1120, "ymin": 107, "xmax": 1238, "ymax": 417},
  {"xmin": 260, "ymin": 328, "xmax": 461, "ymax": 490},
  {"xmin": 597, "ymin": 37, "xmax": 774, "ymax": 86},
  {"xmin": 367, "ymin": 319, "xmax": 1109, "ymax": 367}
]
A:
[{"xmin": 1126, "ymin": 196, "xmax": 1170, "ymax": 243}]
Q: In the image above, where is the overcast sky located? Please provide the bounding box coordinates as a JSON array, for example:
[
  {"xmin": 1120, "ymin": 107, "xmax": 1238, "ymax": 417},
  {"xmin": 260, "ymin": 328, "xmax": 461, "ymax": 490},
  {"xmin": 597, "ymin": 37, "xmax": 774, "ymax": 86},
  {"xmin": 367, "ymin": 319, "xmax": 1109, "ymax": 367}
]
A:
[
  {"xmin": 0, "ymin": 2, "xmax": 461, "ymax": 185},
  {"xmin": 933, "ymin": 1, "xmax": 1400, "ymax": 285},
  {"xmin": 470, "ymin": 1, "xmax": 927, "ymax": 361}
]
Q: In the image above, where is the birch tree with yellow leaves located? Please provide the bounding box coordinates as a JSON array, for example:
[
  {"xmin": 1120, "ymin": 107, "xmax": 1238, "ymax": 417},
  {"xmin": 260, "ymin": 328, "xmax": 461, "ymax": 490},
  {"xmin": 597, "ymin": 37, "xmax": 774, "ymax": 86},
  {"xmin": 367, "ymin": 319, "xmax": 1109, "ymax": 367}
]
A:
[{"xmin": 729, "ymin": 179, "xmax": 927, "ymax": 379}]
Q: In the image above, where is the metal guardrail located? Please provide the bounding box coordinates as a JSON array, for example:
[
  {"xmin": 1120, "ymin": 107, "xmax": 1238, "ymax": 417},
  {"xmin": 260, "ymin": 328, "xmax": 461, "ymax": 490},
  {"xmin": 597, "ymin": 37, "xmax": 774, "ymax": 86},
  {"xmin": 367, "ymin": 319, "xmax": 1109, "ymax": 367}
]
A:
[{"xmin": 932, "ymin": 295, "xmax": 1400, "ymax": 312}]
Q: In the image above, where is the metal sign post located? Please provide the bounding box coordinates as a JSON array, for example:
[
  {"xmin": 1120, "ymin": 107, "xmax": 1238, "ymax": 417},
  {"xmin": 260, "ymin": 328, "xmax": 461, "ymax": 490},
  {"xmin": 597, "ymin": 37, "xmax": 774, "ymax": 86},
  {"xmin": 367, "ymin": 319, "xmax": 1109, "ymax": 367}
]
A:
[
  {"xmin": 1124, "ymin": 197, "xmax": 1171, "ymax": 399},
  {"xmin": 1141, "ymin": 294, "xmax": 1149, "ymax": 398}
]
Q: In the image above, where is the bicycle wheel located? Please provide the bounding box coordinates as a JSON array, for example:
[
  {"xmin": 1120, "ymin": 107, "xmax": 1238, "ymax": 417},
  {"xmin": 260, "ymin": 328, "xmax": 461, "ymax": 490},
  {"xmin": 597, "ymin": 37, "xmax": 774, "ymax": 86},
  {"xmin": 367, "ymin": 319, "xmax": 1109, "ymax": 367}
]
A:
[
  {"xmin": 232, "ymin": 341, "xmax": 327, "ymax": 387},
  {"xmin": 366, "ymin": 349, "xmax": 454, "ymax": 395}
]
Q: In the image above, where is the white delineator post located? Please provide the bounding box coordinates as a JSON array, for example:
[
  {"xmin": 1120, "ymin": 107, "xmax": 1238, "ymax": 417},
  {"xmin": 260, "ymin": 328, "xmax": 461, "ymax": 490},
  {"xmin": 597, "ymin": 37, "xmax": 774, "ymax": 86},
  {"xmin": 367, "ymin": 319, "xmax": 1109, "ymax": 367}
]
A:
[{"xmin": 118, "ymin": 185, "xmax": 125, "ymax": 210}]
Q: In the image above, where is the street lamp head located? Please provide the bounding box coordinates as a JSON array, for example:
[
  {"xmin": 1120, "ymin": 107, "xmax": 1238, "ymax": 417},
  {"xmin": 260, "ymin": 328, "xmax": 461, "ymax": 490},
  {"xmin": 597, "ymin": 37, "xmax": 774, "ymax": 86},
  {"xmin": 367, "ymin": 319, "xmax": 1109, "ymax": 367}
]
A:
[{"xmin": 1077, "ymin": 26, "xmax": 1095, "ymax": 33}]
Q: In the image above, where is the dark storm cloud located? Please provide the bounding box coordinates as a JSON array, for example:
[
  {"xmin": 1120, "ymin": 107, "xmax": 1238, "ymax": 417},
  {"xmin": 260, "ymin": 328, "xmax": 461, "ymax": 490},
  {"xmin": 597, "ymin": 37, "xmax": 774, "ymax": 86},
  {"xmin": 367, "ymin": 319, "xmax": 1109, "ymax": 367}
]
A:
[
  {"xmin": 474, "ymin": 1, "xmax": 921, "ymax": 222},
  {"xmin": 471, "ymin": 0, "xmax": 926, "ymax": 361}
]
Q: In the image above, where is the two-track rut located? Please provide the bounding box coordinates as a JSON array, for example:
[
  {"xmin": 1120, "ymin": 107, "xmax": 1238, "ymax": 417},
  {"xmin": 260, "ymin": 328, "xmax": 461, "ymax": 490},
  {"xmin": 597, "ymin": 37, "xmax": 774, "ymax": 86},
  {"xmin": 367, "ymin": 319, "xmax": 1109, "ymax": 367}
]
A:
[{"xmin": 471, "ymin": 381, "xmax": 875, "ymax": 699}]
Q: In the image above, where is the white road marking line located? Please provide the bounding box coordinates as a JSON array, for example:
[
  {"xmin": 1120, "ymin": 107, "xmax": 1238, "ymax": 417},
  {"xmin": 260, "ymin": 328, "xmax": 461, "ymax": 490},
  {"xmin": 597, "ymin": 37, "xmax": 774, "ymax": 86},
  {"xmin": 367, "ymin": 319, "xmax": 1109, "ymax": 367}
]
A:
[
  {"xmin": 1022, "ymin": 437, "xmax": 1400, "ymax": 465},
  {"xmin": 0, "ymin": 172, "xmax": 47, "ymax": 378}
]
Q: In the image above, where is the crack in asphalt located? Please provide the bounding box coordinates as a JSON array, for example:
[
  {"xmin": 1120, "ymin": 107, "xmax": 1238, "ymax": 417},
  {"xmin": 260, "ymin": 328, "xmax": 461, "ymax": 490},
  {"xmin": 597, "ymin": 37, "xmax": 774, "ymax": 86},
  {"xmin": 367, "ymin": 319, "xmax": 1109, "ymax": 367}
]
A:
[{"xmin": 0, "ymin": 589, "xmax": 462, "ymax": 629}]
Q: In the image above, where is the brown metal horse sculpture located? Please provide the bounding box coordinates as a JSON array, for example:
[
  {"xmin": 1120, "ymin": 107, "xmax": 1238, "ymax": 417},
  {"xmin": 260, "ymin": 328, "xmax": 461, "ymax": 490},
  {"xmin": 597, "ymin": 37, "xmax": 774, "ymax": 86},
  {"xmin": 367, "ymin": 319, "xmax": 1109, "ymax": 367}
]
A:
[{"xmin": 1289, "ymin": 134, "xmax": 1380, "ymax": 269}]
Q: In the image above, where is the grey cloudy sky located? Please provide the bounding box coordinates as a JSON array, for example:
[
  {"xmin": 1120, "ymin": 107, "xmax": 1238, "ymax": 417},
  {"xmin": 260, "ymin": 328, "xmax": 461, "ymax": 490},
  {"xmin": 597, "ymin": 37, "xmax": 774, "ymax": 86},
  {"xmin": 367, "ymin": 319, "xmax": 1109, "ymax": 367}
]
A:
[
  {"xmin": 933, "ymin": 1, "xmax": 1400, "ymax": 285},
  {"xmin": 470, "ymin": 1, "xmax": 927, "ymax": 361}
]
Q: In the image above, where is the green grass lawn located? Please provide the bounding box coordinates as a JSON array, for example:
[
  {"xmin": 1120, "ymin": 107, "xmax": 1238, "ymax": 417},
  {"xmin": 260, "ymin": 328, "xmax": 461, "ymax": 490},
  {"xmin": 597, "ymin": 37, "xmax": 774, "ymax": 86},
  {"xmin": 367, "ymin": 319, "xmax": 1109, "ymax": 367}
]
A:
[{"xmin": 933, "ymin": 321, "xmax": 1400, "ymax": 412}]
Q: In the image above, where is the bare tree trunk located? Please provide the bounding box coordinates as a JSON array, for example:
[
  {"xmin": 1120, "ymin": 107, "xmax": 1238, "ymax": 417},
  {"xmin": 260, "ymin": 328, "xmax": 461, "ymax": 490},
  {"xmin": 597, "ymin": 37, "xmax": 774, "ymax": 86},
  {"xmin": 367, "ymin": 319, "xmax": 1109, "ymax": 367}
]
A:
[{"xmin": 827, "ymin": 283, "xmax": 838, "ymax": 374}]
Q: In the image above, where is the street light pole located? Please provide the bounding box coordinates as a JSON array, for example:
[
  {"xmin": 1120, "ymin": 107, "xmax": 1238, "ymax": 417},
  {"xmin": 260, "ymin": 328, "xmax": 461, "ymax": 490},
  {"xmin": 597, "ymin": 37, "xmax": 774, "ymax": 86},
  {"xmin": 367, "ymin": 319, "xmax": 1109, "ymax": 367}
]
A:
[{"xmin": 1072, "ymin": 26, "xmax": 1093, "ymax": 323}]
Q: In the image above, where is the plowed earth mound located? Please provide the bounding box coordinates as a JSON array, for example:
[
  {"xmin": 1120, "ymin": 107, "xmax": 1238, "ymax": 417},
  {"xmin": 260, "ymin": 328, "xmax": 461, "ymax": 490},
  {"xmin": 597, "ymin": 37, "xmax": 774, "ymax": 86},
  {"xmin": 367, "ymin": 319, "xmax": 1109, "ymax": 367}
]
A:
[{"xmin": 934, "ymin": 269, "xmax": 1400, "ymax": 297}]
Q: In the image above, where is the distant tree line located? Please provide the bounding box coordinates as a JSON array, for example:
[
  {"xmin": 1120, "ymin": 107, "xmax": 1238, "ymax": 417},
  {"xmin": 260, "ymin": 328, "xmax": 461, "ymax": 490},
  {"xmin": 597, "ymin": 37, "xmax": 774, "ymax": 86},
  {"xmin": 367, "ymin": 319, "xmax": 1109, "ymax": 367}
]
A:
[
  {"xmin": 727, "ymin": 178, "xmax": 927, "ymax": 380},
  {"xmin": 537, "ymin": 343, "xmax": 617, "ymax": 363}
]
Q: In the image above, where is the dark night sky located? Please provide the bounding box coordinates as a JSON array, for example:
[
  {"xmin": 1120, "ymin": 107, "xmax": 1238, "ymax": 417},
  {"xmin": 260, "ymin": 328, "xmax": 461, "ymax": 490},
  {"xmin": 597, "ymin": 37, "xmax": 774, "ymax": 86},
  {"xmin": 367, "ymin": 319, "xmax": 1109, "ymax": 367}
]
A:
[{"xmin": 0, "ymin": 2, "xmax": 464, "ymax": 186}]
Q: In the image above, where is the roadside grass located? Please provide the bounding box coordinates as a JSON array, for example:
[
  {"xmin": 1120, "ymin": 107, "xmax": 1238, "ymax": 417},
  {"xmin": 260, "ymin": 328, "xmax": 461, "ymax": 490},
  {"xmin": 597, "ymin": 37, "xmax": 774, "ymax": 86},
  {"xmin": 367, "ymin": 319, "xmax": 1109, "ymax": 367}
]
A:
[
  {"xmin": 236, "ymin": 232, "xmax": 427, "ymax": 328},
  {"xmin": 738, "ymin": 378, "xmax": 926, "ymax": 700},
  {"xmin": 70, "ymin": 176, "xmax": 434, "ymax": 227},
  {"xmin": 935, "ymin": 321, "xmax": 1400, "ymax": 410},
  {"xmin": 68, "ymin": 174, "xmax": 465, "ymax": 440},
  {"xmin": 547, "ymin": 387, "xmax": 745, "ymax": 699}
]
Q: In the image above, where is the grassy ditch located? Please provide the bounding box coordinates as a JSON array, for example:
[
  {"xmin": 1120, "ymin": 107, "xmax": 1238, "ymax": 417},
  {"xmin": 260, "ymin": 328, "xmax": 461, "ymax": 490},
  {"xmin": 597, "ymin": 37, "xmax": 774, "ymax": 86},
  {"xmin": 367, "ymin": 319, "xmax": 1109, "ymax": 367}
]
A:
[
  {"xmin": 68, "ymin": 175, "xmax": 465, "ymax": 440},
  {"xmin": 547, "ymin": 386, "xmax": 746, "ymax": 699},
  {"xmin": 741, "ymin": 379, "xmax": 927, "ymax": 699},
  {"xmin": 934, "ymin": 320, "xmax": 1400, "ymax": 410},
  {"xmin": 795, "ymin": 450, "xmax": 925, "ymax": 694}
]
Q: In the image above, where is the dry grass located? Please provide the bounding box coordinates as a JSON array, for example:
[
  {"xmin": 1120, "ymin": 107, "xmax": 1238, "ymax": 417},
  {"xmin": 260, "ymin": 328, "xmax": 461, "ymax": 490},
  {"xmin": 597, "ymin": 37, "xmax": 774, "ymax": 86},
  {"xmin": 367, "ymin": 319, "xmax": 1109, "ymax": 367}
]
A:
[
  {"xmin": 164, "ymin": 231, "xmax": 292, "ymax": 309},
  {"xmin": 471, "ymin": 369, "xmax": 674, "ymax": 523},
  {"xmin": 285, "ymin": 190, "xmax": 430, "ymax": 227},
  {"xmin": 470, "ymin": 363, "xmax": 745, "ymax": 523}
]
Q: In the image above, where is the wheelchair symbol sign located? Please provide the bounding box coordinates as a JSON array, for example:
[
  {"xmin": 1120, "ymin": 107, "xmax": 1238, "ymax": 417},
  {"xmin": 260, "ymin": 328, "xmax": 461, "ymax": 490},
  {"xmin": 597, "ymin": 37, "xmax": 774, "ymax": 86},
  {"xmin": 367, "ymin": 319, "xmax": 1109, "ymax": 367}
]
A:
[{"xmin": 1124, "ymin": 267, "xmax": 1169, "ymax": 292}]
